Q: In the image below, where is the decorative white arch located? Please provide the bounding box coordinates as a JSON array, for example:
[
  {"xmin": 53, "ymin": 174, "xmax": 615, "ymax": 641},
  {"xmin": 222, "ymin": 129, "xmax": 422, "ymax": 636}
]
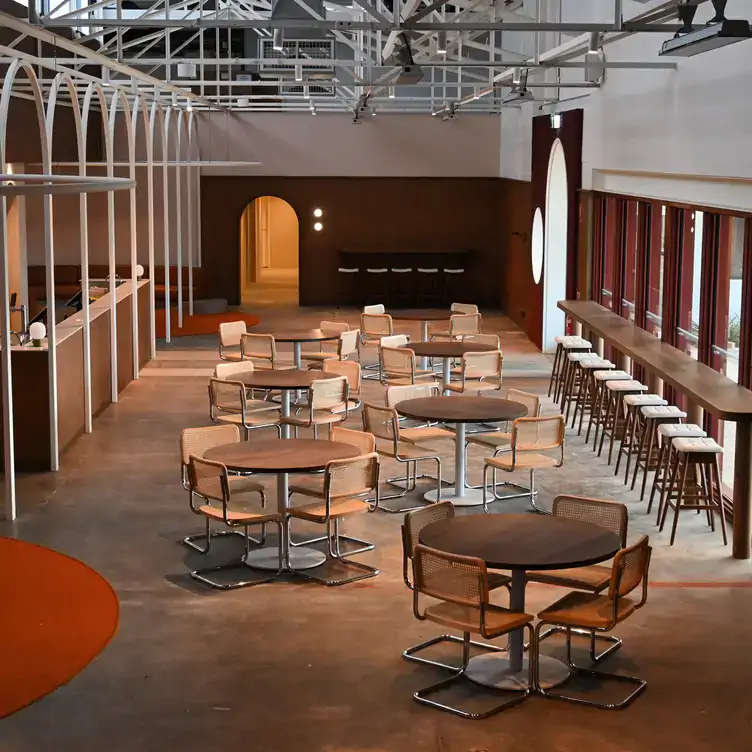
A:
[
  {"xmin": 149, "ymin": 101, "xmax": 166, "ymax": 356},
  {"xmin": 46, "ymin": 72, "xmax": 86, "ymax": 453},
  {"xmin": 82, "ymin": 81, "xmax": 113, "ymax": 432},
  {"xmin": 0, "ymin": 60, "xmax": 49, "ymax": 518},
  {"xmin": 107, "ymin": 89, "xmax": 134, "ymax": 402}
]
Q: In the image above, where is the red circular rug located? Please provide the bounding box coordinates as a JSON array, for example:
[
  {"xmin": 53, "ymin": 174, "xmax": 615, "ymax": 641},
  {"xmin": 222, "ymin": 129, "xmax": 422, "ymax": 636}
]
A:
[
  {"xmin": 155, "ymin": 310, "xmax": 260, "ymax": 338},
  {"xmin": 0, "ymin": 538, "xmax": 119, "ymax": 718}
]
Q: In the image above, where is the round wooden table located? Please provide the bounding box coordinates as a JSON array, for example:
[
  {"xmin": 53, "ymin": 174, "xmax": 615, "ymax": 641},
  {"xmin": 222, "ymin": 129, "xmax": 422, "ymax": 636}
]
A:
[
  {"xmin": 204, "ymin": 439, "xmax": 360, "ymax": 571},
  {"xmin": 254, "ymin": 329, "xmax": 341, "ymax": 368},
  {"xmin": 402, "ymin": 341, "xmax": 497, "ymax": 393},
  {"xmin": 389, "ymin": 310, "xmax": 450, "ymax": 367},
  {"xmin": 420, "ymin": 514, "xmax": 621, "ymax": 690},
  {"xmin": 396, "ymin": 396, "xmax": 527, "ymax": 506}
]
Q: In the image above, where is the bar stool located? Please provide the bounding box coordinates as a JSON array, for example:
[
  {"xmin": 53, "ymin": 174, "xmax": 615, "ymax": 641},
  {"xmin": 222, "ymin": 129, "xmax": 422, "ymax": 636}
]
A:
[
  {"xmin": 390, "ymin": 268, "xmax": 413, "ymax": 308},
  {"xmin": 416, "ymin": 268, "xmax": 440, "ymax": 306},
  {"xmin": 658, "ymin": 437, "xmax": 727, "ymax": 547},
  {"xmin": 558, "ymin": 351, "xmax": 594, "ymax": 415},
  {"xmin": 615, "ymin": 393, "xmax": 667, "ymax": 483},
  {"xmin": 549, "ymin": 335, "xmax": 592, "ymax": 399},
  {"xmin": 442, "ymin": 268, "xmax": 465, "ymax": 306},
  {"xmin": 572, "ymin": 358, "xmax": 615, "ymax": 434},
  {"xmin": 585, "ymin": 370, "xmax": 632, "ymax": 447},
  {"xmin": 647, "ymin": 422, "xmax": 706, "ymax": 519},
  {"xmin": 598, "ymin": 381, "xmax": 649, "ymax": 464},
  {"xmin": 631, "ymin": 405, "xmax": 687, "ymax": 500},
  {"xmin": 336, "ymin": 267, "xmax": 359, "ymax": 308},
  {"xmin": 366, "ymin": 268, "xmax": 389, "ymax": 304}
]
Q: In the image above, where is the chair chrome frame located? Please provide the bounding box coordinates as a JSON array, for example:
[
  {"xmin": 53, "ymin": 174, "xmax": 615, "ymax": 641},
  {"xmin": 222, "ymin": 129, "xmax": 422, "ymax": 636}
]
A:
[
  {"xmin": 288, "ymin": 455, "xmax": 380, "ymax": 586},
  {"xmin": 533, "ymin": 540, "xmax": 651, "ymax": 710}
]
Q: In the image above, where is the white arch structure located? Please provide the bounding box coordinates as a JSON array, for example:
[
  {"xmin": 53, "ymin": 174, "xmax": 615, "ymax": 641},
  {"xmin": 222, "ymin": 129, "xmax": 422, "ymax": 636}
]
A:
[{"xmin": 0, "ymin": 62, "xmax": 196, "ymax": 520}]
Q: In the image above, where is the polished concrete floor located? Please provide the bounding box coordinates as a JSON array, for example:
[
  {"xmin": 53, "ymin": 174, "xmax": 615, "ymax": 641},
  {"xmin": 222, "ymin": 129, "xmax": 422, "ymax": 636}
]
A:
[{"xmin": 2, "ymin": 304, "xmax": 752, "ymax": 751}]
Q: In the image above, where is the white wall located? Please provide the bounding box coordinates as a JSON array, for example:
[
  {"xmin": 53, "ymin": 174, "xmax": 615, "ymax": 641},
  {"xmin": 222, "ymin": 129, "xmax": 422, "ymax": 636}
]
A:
[
  {"xmin": 499, "ymin": 0, "xmax": 752, "ymax": 211},
  {"xmin": 198, "ymin": 113, "xmax": 501, "ymax": 177}
]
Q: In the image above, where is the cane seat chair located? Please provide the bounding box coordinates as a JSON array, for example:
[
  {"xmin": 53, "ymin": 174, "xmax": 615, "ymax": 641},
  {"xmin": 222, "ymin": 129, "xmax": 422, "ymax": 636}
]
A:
[
  {"xmin": 527, "ymin": 495, "xmax": 629, "ymax": 662},
  {"xmin": 451, "ymin": 302, "xmax": 479, "ymax": 314},
  {"xmin": 240, "ymin": 333, "xmax": 293, "ymax": 370},
  {"xmin": 430, "ymin": 312, "xmax": 482, "ymax": 342},
  {"xmin": 465, "ymin": 389, "xmax": 541, "ymax": 455},
  {"xmin": 186, "ymin": 456, "xmax": 283, "ymax": 589},
  {"xmin": 535, "ymin": 535, "xmax": 652, "ymax": 709},
  {"xmin": 446, "ymin": 350, "xmax": 503, "ymax": 394},
  {"xmin": 385, "ymin": 384, "xmax": 455, "ymax": 446},
  {"xmin": 380, "ymin": 346, "xmax": 436, "ymax": 386},
  {"xmin": 208, "ymin": 378, "xmax": 282, "ymax": 440},
  {"xmin": 483, "ymin": 415, "xmax": 565, "ymax": 514},
  {"xmin": 304, "ymin": 329, "xmax": 359, "ymax": 368},
  {"xmin": 180, "ymin": 425, "xmax": 267, "ymax": 552},
  {"xmin": 218, "ymin": 321, "xmax": 247, "ymax": 361},
  {"xmin": 410, "ymin": 544, "xmax": 534, "ymax": 719},
  {"xmin": 282, "ymin": 376, "xmax": 349, "ymax": 438},
  {"xmin": 362, "ymin": 402, "xmax": 444, "ymax": 513},
  {"xmin": 214, "ymin": 361, "xmax": 253, "ymax": 380},
  {"xmin": 322, "ymin": 359, "xmax": 362, "ymax": 412},
  {"xmin": 288, "ymin": 453, "xmax": 380, "ymax": 585}
]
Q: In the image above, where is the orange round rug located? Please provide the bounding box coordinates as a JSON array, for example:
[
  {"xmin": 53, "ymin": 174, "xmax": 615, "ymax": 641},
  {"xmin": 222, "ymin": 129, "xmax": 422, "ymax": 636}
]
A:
[
  {"xmin": 155, "ymin": 309, "xmax": 260, "ymax": 338},
  {"xmin": 0, "ymin": 538, "xmax": 119, "ymax": 718}
]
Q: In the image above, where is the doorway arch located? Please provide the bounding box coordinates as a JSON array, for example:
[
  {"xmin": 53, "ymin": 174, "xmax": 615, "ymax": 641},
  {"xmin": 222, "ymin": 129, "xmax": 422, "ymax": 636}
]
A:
[
  {"xmin": 239, "ymin": 196, "xmax": 299, "ymax": 305},
  {"xmin": 542, "ymin": 139, "xmax": 569, "ymax": 353}
]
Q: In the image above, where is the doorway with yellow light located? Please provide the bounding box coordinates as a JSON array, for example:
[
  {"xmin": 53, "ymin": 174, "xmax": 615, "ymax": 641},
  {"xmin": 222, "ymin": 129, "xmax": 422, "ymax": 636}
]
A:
[{"xmin": 239, "ymin": 196, "xmax": 299, "ymax": 305}]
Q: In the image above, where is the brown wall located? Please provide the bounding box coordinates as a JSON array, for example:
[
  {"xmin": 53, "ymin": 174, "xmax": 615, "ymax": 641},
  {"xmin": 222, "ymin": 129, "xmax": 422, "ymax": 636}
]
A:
[{"xmin": 200, "ymin": 177, "xmax": 507, "ymax": 308}]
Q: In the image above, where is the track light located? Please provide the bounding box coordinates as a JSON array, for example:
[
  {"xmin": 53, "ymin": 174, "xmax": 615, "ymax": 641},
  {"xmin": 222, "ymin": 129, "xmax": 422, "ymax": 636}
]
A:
[
  {"xmin": 389, "ymin": 86, "xmax": 395, "ymax": 99},
  {"xmin": 272, "ymin": 28, "xmax": 284, "ymax": 52},
  {"xmin": 587, "ymin": 31, "xmax": 600, "ymax": 54},
  {"xmin": 437, "ymin": 31, "xmax": 447, "ymax": 54},
  {"xmin": 512, "ymin": 67, "xmax": 522, "ymax": 86},
  {"xmin": 295, "ymin": 64, "xmax": 303, "ymax": 82}
]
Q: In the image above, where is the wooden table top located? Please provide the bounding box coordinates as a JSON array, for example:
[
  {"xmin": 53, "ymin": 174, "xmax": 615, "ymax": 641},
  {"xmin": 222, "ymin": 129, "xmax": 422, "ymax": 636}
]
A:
[
  {"xmin": 204, "ymin": 440, "xmax": 360, "ymax": 473},
  {"xmin": 420, "ymin": 514, "xmax": 621, "ymax": 571},
  {"xmin": 388, "ymin": 310, "xmax": 451, "ymax": 322},
  {"xmin": 396, "ymin": 396, "xmax": 527, "ymax": 424},
  {"xmin": 238, "ymin": 369, "xmax": 334, "ymax": 390},
  {"xmin": 401, "ymin": 341, "xmax": 496, "ymax": 357},
  {"xmin": 252, "ymin": 328, "xmax": 341, "ymax": 343},
  {"xmin": 559, "ymin": 299, "xmax": 752, "ymax": 420}
]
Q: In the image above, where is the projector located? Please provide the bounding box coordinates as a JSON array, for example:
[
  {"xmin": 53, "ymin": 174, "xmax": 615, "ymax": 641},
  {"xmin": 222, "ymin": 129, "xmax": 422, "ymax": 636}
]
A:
[{"xmin": 660, "ymin": 19, "xmax": 752, "ymax": 56}]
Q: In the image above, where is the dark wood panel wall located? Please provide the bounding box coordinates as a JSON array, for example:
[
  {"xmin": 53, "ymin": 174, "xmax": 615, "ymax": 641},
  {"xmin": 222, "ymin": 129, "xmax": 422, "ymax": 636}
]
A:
[{"xmin": 200, "ymin": 176, "xmax": 508, "ymax": 308}]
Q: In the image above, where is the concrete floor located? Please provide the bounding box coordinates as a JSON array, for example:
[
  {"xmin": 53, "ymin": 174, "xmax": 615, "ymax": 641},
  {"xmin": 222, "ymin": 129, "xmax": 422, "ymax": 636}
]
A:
[{"xmin": 2, "ymin": 304, "xmax": 752, "ymax": 751}]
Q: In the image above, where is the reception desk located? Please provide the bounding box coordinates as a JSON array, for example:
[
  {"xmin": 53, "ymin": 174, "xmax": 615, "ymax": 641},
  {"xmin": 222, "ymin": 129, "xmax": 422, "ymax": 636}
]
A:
[{"xmin": 0, "ymin": 280, "xmax": 150, "ymax": 472}]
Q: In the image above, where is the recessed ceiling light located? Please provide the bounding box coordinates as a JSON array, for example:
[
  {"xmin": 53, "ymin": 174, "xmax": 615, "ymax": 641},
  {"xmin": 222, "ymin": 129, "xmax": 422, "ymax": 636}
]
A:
[
  {"xmin": 314, "ymin": 222, "xmax": 323, "ymax": 231},
  {"xmin": 313, "ymin": 208, "xmax": 323, "ymax": 217}
]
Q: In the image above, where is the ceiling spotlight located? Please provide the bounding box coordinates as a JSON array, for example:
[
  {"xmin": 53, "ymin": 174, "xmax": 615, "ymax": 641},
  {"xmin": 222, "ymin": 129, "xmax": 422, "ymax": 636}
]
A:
[
  {"xmin": 587, "ymin": 31, "xmax": 600, "ymax": 54},
  {"xmin": 512, "ymin": 67, "xmax": 522, "ymax": 86},
  {"xmin": 295, "ymin": 64, "xmax": 303, "ymax": 82},
  {"xmin": 313, "ymin": 208, "xmax": 323, "ymax": 218},
  {"xmin": 272, "ymin": 28, "xmax": 284, "ymax": 52},
  {"xmin": 389, "ymin": 86, "xmax": 395, "ymax": 99},
  {"xmin": 437, "ymin": 31, "xmax": 447, "ymax": 54},
  {"xmin": 472, "ymin": 87, "xmax": 481, "ymax": 100},
  {"xmin": 313, "ymin": 222, "xmax": 323, "ymax": 231}
]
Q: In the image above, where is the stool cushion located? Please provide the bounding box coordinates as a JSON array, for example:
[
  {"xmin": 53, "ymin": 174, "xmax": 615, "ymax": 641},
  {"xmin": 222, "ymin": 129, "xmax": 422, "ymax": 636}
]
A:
[
  {"xmin": 594, "ymin": 370, "xmax": 630, "ymax": 381},
  {"xmin": 673, "ymin": 437, "xmax": 723, "ymax": 453},
  {"xmin": 624, "ymin": 394, "xmax": 667, "ymax": 407},
  {"xmin": 605, "ymin": 380, "xmax": 648, "ymax": 392},
  {"xmin": 580, "ymin": 358, "xmax": 613, "ymax": 369},
  {"xmin": 658, "ymin": 423, "xmax": 706, "ymax": 439},
  {"xmin": 641, "ymin": 405, "xmax": 687, "ymax": 419},
  {"xmin": 562, "ymin": 339, "xmax": 592, "ymax": 349},
  {"xmin": 567, "ymin": 352, "xmax": 592, "ymax": 362}
]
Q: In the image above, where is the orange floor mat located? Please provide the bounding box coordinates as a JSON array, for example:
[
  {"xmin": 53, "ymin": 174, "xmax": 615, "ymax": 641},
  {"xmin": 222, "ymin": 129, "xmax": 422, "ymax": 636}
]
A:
[
  {"xmin": 0, "ymin": 537, "xmax": 119, "ymax": 718},
  {"xmin": 155, "ymin": 309, "xmax": 260, "ymax": 338}
]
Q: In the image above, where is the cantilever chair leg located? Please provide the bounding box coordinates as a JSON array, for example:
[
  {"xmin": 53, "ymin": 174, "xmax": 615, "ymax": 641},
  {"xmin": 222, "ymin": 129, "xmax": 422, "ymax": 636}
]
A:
[
  {"xmin": 377, "ymin": 457, "xmax": 444, "ymax": 513},
  {"xmin": 190, "ymin": 521, "xmax": 283, "ymax": 590},
  {"xmin": 402, "ymin": 634, "xmax": 506, "ymax": 670},
  {"xmin": 413, "ymin": 628, "xmax": 534, "ymax": 719},
  {"xmin": 533, "ymin": 622, "xmax": 645, "ymax": 709},
  {"xmin": 183, "ymin": 517, "xmax": 266, "ymax": 553},
  {"xmin": 291, "ymin": 518, "xmax": 379, "ymax": 586},
  {"xmin": 536, "ymin": 625, "xmax": 622, "ymax": 664}
]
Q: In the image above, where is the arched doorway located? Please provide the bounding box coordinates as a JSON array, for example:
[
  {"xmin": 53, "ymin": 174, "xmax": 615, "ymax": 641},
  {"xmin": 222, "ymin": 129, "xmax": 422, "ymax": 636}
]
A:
[
  {"xmin": 239, "ymin": 196, "xmax": 299, "ymax": 305},
  {"xmin": 541, "ymin": 139, "xmax": 568, "ymax": 353}
]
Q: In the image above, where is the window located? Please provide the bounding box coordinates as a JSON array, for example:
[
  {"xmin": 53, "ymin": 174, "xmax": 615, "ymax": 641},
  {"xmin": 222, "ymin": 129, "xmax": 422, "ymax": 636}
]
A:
[
  {"xmin": 620, "ymin": 201, "xmax": 639, "ymax": 322},
  {"xmin": 676, "ymin": 210, "xmax": 703, "ymax": 360},
  {"xmin": 645, "ymin": 205, "xmax": 665, "ymax": 338}
]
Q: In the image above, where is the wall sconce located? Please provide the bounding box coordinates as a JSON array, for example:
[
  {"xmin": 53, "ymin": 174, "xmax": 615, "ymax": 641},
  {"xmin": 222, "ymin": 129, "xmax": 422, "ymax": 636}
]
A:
[
  {"xmin": 135, "ymin": 264, "xmax": 145, "ymax": 279},
  {"xmin": 313, "ymin": 222, "xmax": 323, "ymax": 232},
  {"xmin": 550, "ymin": 112, "xmax": 562, "ymax": 130},
  {"xmin": 313, "ymin": 208, "xmax": 323, "ymax": 218},
  {"xmin": 29, "ymin": 321, "xmax": 46, "ymax": 347}
]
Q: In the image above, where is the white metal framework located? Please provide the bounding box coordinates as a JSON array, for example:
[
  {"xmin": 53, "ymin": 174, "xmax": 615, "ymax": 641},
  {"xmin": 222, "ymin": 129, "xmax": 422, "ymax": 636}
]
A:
[{"xmin": 15, "ymin": 0, "xmax": 718, "ymax": 115}]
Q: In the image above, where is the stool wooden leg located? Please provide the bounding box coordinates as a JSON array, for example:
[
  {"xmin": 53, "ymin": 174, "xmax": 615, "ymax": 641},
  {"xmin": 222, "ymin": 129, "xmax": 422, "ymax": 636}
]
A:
[
  {"xmin": 639, "ymin": 423, "xmax": 659, "ymax": 500},
  {"xmin": 548, "ymin": 345, "xmax": 562, "ymax": 398},
  {"xmin": 598, "ymin": 393, "xmax": 614, "ymax": 457},
  {"xmin": 607, "ymin": 395, "xmax": 624, "ymax": 466},
  {"xmin": 565, "ymin": 366, "xmax": 581, "ymax": 425},
  {"xmin": 712, "ymin": 456, "xmax": 728, "ymax": 546},
  {"xmin": 630, "ymin": 418, "xmax": 649, "ymax": 488},
  {"xmin": 666, "ymin": 456, "xmax": 689, "ymax": 545},
  {"xmin": 653, "ymin": 444, "xmax": 673, "ymax": 524},
  {"xmin": 586, "ymin": 382, "xmax": 604, "ymax": 446},
  {"xmin": 615, "ymin": 406, "xmax": 633, "ymax": 477},
  {"xmin": 577, "ymin": 374, "xmax": 592, "ymax": 436}
]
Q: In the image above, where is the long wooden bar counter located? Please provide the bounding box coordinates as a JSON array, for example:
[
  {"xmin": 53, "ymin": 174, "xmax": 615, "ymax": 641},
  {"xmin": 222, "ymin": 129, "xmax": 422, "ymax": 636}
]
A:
[{"xmin": 559, "ymin": 299, "xmax": 752, "ymax": 559}]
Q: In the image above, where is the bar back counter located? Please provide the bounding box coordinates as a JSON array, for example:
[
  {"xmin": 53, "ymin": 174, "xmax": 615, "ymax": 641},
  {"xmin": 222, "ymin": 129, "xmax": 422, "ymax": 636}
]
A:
[{"xmin": 0, "ymin": 281, "xmax": 150, "ymax": 471}]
